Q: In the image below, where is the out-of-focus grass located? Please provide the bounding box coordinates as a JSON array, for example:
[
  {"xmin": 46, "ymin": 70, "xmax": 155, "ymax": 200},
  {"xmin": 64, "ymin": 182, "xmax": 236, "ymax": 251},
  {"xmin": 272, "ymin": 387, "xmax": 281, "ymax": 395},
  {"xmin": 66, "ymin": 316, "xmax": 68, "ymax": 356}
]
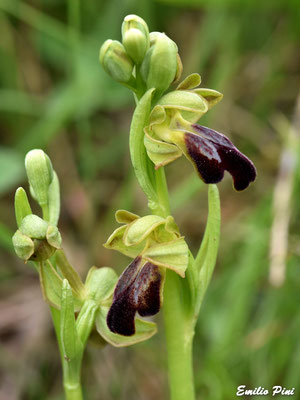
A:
[{"xmin": 0, "ymin": 0, "xmax": 300, "ymax": 399}]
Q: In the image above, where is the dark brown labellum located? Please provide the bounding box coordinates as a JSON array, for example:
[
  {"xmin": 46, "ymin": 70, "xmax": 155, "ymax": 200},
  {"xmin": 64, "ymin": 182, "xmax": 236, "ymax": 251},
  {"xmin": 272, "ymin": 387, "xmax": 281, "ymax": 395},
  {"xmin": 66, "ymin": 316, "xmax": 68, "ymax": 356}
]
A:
[
  {"xmin": 107, "ymin": 256, "xmax": 161, "ymax": 336},
  {"xmin": 185, "ymin": 125, "xmax": 256, "ymax": 191}
]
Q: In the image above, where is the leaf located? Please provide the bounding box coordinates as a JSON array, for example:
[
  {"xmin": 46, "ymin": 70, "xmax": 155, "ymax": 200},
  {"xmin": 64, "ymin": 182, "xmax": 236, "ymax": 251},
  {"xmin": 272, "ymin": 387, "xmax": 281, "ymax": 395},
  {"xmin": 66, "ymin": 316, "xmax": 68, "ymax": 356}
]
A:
[
  {"xmin": 60, "ymin": 279, "xmax": 82, "ymax": 359},
  {"xmin": 55, "ymin": 249, "xmax": 86, "ymax": 300},
  {"xmin": 193, "ymin": 184, "xmax": 221, "ymax": 314}
]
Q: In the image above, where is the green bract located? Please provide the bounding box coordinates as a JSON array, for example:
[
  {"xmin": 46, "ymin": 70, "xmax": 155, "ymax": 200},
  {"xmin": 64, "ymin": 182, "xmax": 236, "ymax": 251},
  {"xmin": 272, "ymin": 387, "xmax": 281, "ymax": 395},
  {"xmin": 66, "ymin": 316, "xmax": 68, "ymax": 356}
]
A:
[
  {"xmin": 104, "ymin": 210, "xmax": 188, "ymax": 277},
  {"xmin": 99, "ymin": 39, "xmax": 134, "ymax": 83}
]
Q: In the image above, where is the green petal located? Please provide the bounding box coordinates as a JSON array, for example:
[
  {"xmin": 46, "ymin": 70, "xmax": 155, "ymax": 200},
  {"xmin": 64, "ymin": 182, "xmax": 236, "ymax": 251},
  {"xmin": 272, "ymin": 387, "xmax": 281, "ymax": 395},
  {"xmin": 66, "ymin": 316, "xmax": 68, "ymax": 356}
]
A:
[
  {"xmin": 176, "ymin": 73, "xmax": 201, "ymax": 90},
  {"xmin": 144, "ymin": 131, "xmax": 182, "ymax": 168},
  {"xmin": 103, "ymin": 225, "xmax": 144, "ymax": 257},
  {"xmin": 124, "ymin": 215, "xmax": 165, "ymax": 246},
  {"xmin": 95, "ymin": 305, "xmax": 157, "ymax": 347},
  {"xmin": 115, "ymin": 209, "xmax": 139, "ymax": 224},
  {"xmin": 158, "ymin": 90, "xmax": 208, "ymax": 123},
  {"xmin": 143, "ymin": 237, "xmax": 189, "ymax": 277},
  {"xmin": 193, "ymin": 88, "xmax": 223, "ymax": 110}
]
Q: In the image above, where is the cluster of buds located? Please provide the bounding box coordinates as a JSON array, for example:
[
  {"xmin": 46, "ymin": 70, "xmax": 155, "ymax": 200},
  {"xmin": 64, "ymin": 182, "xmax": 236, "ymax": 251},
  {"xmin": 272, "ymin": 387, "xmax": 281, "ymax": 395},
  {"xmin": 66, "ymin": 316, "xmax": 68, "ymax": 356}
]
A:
[
  {"xmin": 12, "ymin": 150, "xmax": 156, "ymax": 347},
  {"xmin": 12, "ymin": 150, "xmax": 61, "ymax": 262},
  {"xmin": 99, "ymin": 14, "xmax": 182, "ymax": 99}
]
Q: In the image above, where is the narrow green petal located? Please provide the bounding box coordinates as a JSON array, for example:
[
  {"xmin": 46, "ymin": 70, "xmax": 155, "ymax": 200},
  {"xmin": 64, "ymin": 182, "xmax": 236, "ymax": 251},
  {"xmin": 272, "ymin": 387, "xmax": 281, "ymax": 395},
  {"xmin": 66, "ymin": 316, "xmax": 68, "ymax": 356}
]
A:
[
  {"xmin": 115, "ymin": 209, "xmax": 139, "ymax": 224},
  {"xmin": 103, "ymin": 225, "xmax": 144, "ymax": 257},
  {"xmin": 176, "ymin": 73, "xmax": 201, "ymax": 90},
  {"xmin": 123, "ymin": 215, "xmax": 165, "ymax": 246}
]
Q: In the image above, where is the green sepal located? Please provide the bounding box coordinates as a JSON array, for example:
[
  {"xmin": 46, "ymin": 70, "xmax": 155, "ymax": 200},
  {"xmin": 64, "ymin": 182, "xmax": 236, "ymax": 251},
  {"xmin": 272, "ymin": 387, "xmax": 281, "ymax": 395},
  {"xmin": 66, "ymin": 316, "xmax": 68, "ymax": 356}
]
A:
[
  {"xmin": 55, "ymin": 249, "xmax": 86, "ymax": 301},
  {"xmin": 143, "ymin": 237, "xmax": 188, "ymax": 278},
  {"xmin": 48, "ymin": 171, "xmax": 60, "ymax": 226},
  {"xmin": 12, "ymin": 230, "xmax": 34, "ymax": 261},
  {"xmin": 84, "ymin": 266, "xmax": 118, "ymax": 304},
  {"xmin": 14, "ymin": 187, "xmax": 32, "ymax": 228},
  {"xmin": 95, "ymin": 305, "xmax": 157, "ymax": 347},
  {"xmin": 176, "ymin": 73, "xmax": 201, "ymax": 90},
  {"xmin": 25, "ymin": 149, "xmax": 53, "ymax": 207},
  {"xmin": 46, "ymin": 225, "xmax": 62, "ymax": 249},
  {"xmin": 60, "ymin": 279, "xmax": 82, "ymax": 359}
]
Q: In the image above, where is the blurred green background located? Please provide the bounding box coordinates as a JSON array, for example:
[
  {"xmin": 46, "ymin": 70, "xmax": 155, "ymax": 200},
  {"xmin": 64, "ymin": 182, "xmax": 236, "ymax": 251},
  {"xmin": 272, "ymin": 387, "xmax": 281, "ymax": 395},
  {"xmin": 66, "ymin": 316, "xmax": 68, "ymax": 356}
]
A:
[{"xmin": 0, "ymin": 0, "xmax": 300, "ymax": 399}]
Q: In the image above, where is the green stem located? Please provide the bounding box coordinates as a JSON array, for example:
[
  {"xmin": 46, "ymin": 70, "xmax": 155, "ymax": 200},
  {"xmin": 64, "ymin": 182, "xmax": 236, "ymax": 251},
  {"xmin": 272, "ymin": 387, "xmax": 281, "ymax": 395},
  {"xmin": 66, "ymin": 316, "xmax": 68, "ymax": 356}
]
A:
[
  {"xmin": 154, "ymin": 166, "xmax": 195, "ymax": 400},
  {"xmin": 50, "ymin": 286, "xmax": 83, "ymax": 400},
  {"xmin": 50, "ymin": 307, "xmax": 83, "ymax": 399},
  {"xmin": 163, "ymin": 271, "xmax": 195, "ymax": 400}
]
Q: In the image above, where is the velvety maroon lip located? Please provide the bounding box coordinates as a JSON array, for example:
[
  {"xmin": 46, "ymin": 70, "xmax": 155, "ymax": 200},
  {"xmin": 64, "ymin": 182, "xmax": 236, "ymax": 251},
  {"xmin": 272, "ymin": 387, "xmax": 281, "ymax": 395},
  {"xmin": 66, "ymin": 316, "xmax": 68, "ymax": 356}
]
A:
[
  {"xmin": 107, "ymin": 256, "xmax": 161, "ymax": 336},
  {"xmin": 185, "ymin": 125, "xmax": 256, "ymax": 191}
]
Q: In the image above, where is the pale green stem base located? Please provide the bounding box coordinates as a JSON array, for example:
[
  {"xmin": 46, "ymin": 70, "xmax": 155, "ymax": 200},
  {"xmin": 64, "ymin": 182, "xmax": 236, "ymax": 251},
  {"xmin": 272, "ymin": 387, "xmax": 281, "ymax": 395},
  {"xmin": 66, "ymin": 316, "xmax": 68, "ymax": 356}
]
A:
[
  {"xmin": 51, "ymin": 307, "xmax": 83, "ymax": 400},
  {"xmin": 163, "ymin": 270, "xmax": 195, "ymax": 400},
  {"xmin": 155, "ymin": 168, "xmax": 195, "ymax": 400}
]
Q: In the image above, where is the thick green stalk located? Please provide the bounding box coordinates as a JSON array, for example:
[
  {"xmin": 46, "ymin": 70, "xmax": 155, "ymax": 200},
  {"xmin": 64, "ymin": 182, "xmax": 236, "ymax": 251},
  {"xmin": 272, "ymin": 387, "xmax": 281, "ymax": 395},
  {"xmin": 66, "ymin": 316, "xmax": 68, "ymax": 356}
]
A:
[
  {"xmin": 155, "ymin": 168, "xmax": 196, "ymax": 400},
  {"xmin": 130, "ymin": 89, "xmax": 196, "ymax": 399},
  {"xmin": 50, "ymin": 307, "xmax": 83, "ymax": 400}
]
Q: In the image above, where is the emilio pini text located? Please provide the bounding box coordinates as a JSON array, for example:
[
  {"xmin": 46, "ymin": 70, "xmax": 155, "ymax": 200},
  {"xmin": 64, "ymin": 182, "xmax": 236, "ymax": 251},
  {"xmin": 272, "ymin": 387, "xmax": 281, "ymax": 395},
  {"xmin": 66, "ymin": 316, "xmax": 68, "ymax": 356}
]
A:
[{"xmin": 236, "ymin": 386, "xmax": 295, "ymax": 396}]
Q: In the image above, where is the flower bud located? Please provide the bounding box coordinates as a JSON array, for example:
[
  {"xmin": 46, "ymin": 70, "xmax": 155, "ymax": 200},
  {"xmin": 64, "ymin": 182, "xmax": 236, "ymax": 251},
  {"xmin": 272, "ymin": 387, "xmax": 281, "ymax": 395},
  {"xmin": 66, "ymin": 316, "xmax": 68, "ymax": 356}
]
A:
[
  {"xmin": 14, "ymin": 214, "xmax": 61, "ymax": 262},
  {"xmin": 25, "ymin": 150, "xmax": 53, "ymax": 207},
  {"xmin": 20, "ymin": 214, "xmax": 49, "ymax": 239},
  {"xmin": 140, "ymin": 32, "xmax": 178, "ymax": 97},
  {"xmin": 122, "ymin": 14, "xmax": 149, "ymax": 64},
  {"xmin": 99, "ymin": 40, "xmax": 134, "ymax": 83},
  {"xmin": 12, "ymin": 230, "xmax": 34, "ymax": 261}
]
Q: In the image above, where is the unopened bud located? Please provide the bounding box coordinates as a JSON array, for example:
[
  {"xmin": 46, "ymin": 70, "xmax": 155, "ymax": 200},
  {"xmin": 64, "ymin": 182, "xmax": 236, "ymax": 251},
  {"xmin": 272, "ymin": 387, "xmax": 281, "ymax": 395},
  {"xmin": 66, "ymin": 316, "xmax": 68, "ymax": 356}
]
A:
[
  {"xmin": 99, "ymin": 40, "xmax": 134, "ymax": 83},
  {"xmin": 140, "ymin": 32, "xmax": 178, "ymax": 97},
  {"xmin": 122, "ymin": 14, "xmax": 149, "ymax": 64},
  {"xmin": 25, "ymin": 150, "xmax": 53, "ymax": 207},
  {"xmin": 12, "ymin": 230, "xmax": 34, "ymax": 261}
]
